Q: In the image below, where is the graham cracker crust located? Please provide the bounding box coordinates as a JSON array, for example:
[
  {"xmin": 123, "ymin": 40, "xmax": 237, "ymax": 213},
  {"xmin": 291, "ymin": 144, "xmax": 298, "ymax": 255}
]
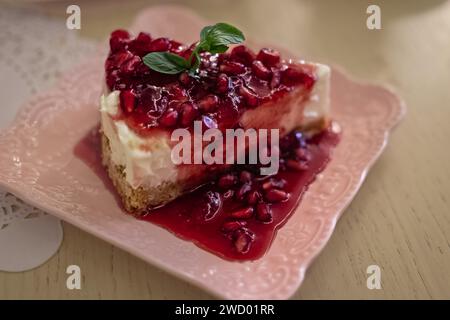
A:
[{"xmin": 101, "ymin": 133, "xmax": 182, "ymax": 214}]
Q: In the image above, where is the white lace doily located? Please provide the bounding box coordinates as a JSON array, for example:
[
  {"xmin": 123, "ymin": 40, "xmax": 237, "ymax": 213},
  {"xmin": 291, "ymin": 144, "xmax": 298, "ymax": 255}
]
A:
[{"xmin": 0, "ymin": 6, "xmax": 96, "ymax": 271}]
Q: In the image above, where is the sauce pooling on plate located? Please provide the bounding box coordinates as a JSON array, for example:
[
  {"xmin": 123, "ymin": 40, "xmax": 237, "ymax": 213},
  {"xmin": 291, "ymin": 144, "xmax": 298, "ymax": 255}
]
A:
[{"xmin": 75, "ymin": 124, "xmax": 339, "ymax": 261}]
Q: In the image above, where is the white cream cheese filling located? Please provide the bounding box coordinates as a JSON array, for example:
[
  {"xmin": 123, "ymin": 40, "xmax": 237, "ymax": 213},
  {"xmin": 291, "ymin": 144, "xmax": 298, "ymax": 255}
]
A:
[
  {"xmin": 303, "ymin": 63, "xmax": 330, "ymax": 128},
  {"xmin": 100, "ymin": 91, "xmax": 177, "ymax": 189}
]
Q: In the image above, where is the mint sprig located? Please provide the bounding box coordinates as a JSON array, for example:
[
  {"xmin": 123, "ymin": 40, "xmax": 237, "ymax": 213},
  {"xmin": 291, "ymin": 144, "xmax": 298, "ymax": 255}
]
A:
[
  {"xmin": 143, "ymin": 23, "xmax": 245, "ymax": 75},
  {"xmin": 142, "ymin": 52, "xmax": 190, "ymax": 74}
]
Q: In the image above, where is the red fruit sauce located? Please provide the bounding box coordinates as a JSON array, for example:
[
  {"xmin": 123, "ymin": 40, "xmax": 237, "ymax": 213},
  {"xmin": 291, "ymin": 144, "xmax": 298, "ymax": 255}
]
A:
[
  {"xmin": 140, "ymin": 128, "xmax": 338, "ymax": 261},
  {"xmin": 75, "ymin": 126, "xmax": 339, "ymax": 261}
]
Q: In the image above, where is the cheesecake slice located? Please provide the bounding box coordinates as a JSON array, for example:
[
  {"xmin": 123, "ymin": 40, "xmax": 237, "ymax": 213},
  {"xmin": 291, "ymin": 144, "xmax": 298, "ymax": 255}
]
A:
[{"xmin": 100, "ymin": 29, "xmax": 331, "ymax": 213}]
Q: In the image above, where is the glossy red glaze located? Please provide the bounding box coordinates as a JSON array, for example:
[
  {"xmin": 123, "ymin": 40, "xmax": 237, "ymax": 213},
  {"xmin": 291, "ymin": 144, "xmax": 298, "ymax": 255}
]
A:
[{"xmin": 105, "ymin": 30, "xmax": 317, "ymax": 137}]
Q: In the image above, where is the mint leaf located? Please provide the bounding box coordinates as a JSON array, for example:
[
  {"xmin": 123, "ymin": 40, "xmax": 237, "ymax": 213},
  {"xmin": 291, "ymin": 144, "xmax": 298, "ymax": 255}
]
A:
[
  {"xmin": 208, "ymin": 44, "xmax": 229, "ymax": 54},
  {"xmin": 190, "ymin": 23, "xmax": 244, "ymax": 70},
  {"xmin": 202, "ymin": 23, "xmax": 245, "ymax": 47},
  {"xmin": 143, "ymin": 52, "xmax": 189, "ymax": 74},
  {"xmin": 142, "ymin": 23, "xmax": 245, "ymax": 75},
  {"xmin": 200, "ymin": 26, "xmax": 213, "ymax": 41}
]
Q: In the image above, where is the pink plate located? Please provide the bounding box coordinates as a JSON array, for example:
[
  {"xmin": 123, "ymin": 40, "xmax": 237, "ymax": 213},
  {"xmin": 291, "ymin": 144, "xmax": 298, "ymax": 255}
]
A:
[{"xmin": 0, "ymin": 6, "xmax": 405, "ymax": 299}]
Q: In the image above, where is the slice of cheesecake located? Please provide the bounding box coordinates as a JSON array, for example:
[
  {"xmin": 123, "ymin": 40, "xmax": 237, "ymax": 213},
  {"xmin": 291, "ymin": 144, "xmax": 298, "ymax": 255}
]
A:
[{"xmin": 100, "ymin": 30, "xmax": 331, "ymax": 213}]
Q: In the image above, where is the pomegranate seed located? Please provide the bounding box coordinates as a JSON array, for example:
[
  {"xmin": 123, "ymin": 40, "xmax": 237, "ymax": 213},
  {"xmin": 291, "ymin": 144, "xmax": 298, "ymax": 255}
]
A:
[
  {"xmin": 216, "ymin": 103, "xmax": 239, "ymax": 130},
  {"xmin": 270, "ymin": 68, "xmax": 281, "ymax": 88},
  {"xmin": 265, "ymin": 189, "xmax": 289, "ymax": 203},
  {"xmin": 218, "ymin": 174, "xmax": 237, "ymax": 189},
  {"xmin": 111, "ymin": 29, "xmax": 130, "ymax": 40},
  {"xmin": 246, "ymin": 190, "xmax": 261, "ymax": 205},
  {"xmin": 112, "ymin": 51, "xmax": 134, "ymax": 68},
  {"xmin": 239, "ymin": 86, "xmax": 259, "ymax": 108},
  {"xmin": 230, "ymin": 207, "xmax": 254, "ymax": 219},
  {"xmin": 233, "ymin": 229, "xmax": 255, "ymax": 254},
  {"xmin": 236, "ymin": 183, "xmax": 252, "ymax": 200},
  {"xmin": 262, "ymin": 178, "xmax": 287, "ymax": 190},
  {"xmin": 201, "ymin": 115, "xmax": 218, "ymax": 129},
  {"xmin": 120, "ymin": 55, "xmax": 141, "ymax": 74},
  {"xmin": 280, "ymin": 130, "xmax": 306, "ymax": 150},
  {"xmin": 216, "ymin": 73, "xmax": 230, "ymax": 93},
  {"xmin": 135, "ymin": 61, "xmax": 152, "ymax": 76},
  {"xmin": 159, "ymin": 109, "xmax": 179, "ymax": 127},
  {"xmin": 294, "ymin": 131, "xmax": 307, "ymax": 148},
  {"xmin": 295, "ymin": 148, "xmax": 311, "ymax": 161},
  {"xmin": 110, "ymin": 39, "xmax": 127, "ymax": 53},
  {"xmin": 239, "ymin": 170, "xmax": 252, "ymax": 183},
  {"xmin": 281, "ymin": 66, "xmax": 315, "ymax": 88},
  {"xmin": 168, "ymin": 85, "xmax": 188, "ymax": 100},
  {"xmin": 257, "ymin": 48, "xmax": 280, "ymax": 67},
  {"xmin": 198, "ymin": 94, "xmax": 219, "ymax": 112},
  {"xmin": 180, "ymin": 102, "xmax": 199, "ymax": 127},
  {"xmin": 149, "ymin": 37, "xmax": 170, "ymax": 52},
  {"xmin": 256, "ymin": 203, "xmax": 273, "ymax": 223},
  {"xmin": 105, "ymin": 57, "xmax": 116, "ymax": 72},
  {"xmin": 286, "ymin": 159, "xmax": 309, "ymax": 171},
  {"xmin": 169, "ymin": 40, "xmax": 183, "ymax": 53},
  {"xmin": 219, "ymin": 60, "xmax": 246, "ymax": 75},
  {"xmin": 200, "ymin": 57, "xmax": 211, "ymax": 69},
  {"xmin": 119, "ymin": 90, "xmax": 136, "ymax": 113},
  {"xmin": 110, "ymin": 29, "xmax": 130, "ymax": 52},
  {"xmin": 139, "ymin": 86, "xmax": 163, "ymax": 114},
  {"xmin": 222, "ymin": 221, "xmax": 246, "ymax": 233},
  {"xmin": 217, "ymin": 52, "xmax": 230, "ymax": 64},
  {"xmin": 230, "ymin": 45, "xmax": 256, "ymax": 66},
  {"xmin": 128, "ymin": 32, "xmax": 152, "ymax": 56},
  {"xmin": 135, "ymin": 31, "xmax": 152, "ymax": 42},
  {"xmin": 180, "ymin": 43, "xmax": 196, "ymax": 60},
  {"xmin": 252, "ymin": 60, "xmax": 271, "ymax": 80},
  {"xmin": 178, "ymin": 72, "xmax": 191, "ymax": 86},
  {"xmin": 223, "ymin": 189, "xmax": 234, "ymax": 199},
  {"xmin": 106, "ymin": 70, "xmax": 119, "ymax": 89},
  {"xmin": 202, "ymin": 191, "xmax": 221, "ymax": 221}
]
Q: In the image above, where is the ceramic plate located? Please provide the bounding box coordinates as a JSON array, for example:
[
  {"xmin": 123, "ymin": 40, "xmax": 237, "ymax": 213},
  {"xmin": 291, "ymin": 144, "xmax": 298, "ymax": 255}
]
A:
[{"xmin": 0, "ymin": 6, "xmax": 405, "ymax": 299}]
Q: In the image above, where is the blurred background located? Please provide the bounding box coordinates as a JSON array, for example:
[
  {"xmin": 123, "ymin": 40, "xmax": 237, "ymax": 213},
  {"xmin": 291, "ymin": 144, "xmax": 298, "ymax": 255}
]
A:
[{"xmin": 0, "ymin": 0, "xmax": 449, "ymax": 299}]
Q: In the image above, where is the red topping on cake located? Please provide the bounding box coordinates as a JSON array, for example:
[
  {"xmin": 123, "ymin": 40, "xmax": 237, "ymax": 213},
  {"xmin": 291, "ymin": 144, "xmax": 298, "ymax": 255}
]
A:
[{"xmin": 105, "ymin": 30, "xmax": 317, "ymax": 136}]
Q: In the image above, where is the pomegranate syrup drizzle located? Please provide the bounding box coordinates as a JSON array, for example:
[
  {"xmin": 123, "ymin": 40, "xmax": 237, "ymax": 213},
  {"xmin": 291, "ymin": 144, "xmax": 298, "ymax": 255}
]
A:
[{"xmin": 74, "ymin": 125, "xmax": 338, "ymax": 261}]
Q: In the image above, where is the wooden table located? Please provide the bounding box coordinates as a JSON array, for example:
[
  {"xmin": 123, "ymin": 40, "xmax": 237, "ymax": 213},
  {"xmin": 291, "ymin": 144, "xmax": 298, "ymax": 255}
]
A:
[{"xmin": 2, "ymin": 0, "xmax": 449, "ymax": 299}]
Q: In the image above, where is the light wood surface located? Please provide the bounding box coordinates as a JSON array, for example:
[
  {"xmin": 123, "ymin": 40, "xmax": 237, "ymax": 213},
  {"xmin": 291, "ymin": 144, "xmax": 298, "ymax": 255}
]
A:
[{"xmin": 1, "ymin": 0, "xmax": 449, "ymax": 299}]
